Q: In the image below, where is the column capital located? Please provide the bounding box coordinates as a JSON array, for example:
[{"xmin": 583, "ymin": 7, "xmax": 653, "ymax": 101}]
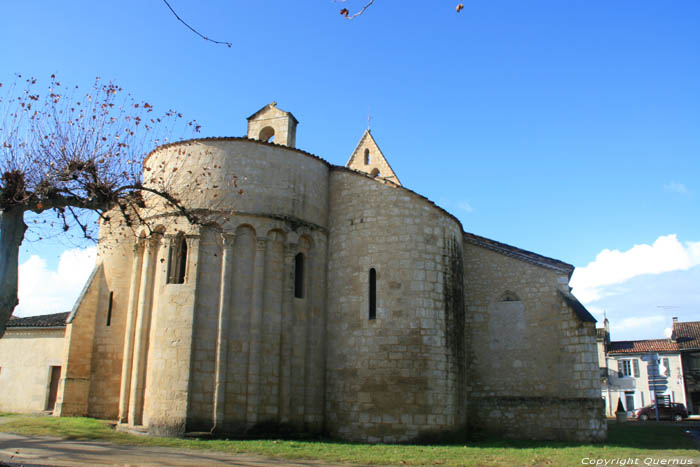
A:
[
  {"xmin": 145, "ymin": 234, "xmax": 161, "ymax": 250},
  {"xmin": 221, "ymin": 232, "xmax": 236, "ymax": 247},
  {"xmin": 255, "ymin": 237, "xmax": 268, "ymax": 251},
  {"xmin": 132, "ymin": 239, "xmax": 144, "ymax": 254}
]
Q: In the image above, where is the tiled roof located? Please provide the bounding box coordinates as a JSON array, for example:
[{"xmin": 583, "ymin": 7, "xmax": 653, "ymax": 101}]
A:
[
  {"xmin": 607, "ymin": 339, "xmax": 679, "ymax": 354},
  {"xmin": 7, "ymin": 312, "xmax": 69, "ymax": 328},
  {"xmin": 673, "ymin": 321, "xmax": 700, "ymax": 350},
  {"xmin": 463, "ymin": 232, "xmax": 575, "ymax": 274}
]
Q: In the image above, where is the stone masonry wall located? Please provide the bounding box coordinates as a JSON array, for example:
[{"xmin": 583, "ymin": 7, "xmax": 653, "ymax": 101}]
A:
[
  {"xmin": 143, "ymin": 139, "xmax": 329, "ymax": 435},
  {"xmin": 463, "ymin": 242, "xmax": 605, "ymax": 442},
  {"xmin": 55, "ymin": 265, "xmax": 103, "ymax": 417},
  {"xmin": 85, "ymin": 229, "xmax": 136, "ymax": 420},
  {"xmin": 326, "ymin": 169, "xmax": 466, "ymax": 442}
]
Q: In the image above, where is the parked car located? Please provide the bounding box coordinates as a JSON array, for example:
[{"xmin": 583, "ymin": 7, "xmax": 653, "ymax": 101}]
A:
[{"xmin": 635, "ymin": 403, "xmax": 688, "ymax": 422}]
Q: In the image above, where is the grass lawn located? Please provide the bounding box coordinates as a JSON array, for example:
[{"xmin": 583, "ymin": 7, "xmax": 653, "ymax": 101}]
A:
[{"xmin": 0, "ymin": 416, "xmax": 698, "ymax": 466}]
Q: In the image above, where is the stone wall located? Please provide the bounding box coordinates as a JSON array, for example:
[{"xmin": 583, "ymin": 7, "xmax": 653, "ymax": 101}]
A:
[
  {"xmin": 463, "ymin": 241, "xmax": 605, "ymax": 441},
  {"xmin": 326, "ymin": 169, "xmax": 466, "ymax": 442},
  {"xmin": 0, "ymin": 328, "xmax": 65, "ymax": 412},
  {"xmin": 469, "ymin": 396, "xmax": 604, "ymax": 442},
  {"xmin": 55, "ymin": 265, "xmax": 103, "ymax": 417},
  {"xmin": 104, "ymin": 139, "xmax": 331, "ymax": 435}
]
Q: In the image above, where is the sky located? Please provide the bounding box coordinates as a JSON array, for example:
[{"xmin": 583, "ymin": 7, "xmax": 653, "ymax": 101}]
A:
[{"xmin": 2, "ymin": 1, "xmax": 699, "ymax": 341}]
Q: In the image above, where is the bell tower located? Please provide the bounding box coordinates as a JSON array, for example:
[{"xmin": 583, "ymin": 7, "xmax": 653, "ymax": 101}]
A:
[
  {"xmin": 246, "ymin": 102, "xmax": 298, "ymax": 148},
  {"xmin": 346, "ymin": 129, "xmax": 401, "ymax": 185}
]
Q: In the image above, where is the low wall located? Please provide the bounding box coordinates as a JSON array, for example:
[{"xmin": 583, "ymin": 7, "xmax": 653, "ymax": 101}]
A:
[{"xmin": 468, "ymin": 396, "xmax": 606, "ymax": 442}]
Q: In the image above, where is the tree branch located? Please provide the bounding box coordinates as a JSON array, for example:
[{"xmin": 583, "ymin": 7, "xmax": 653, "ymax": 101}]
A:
[
  {"xmin": 338, "ymin": 0, "xmax": 375, "ymax": 19},
  {"xmin": 161, "ymin": 0, "xmax": 232, "ymax": 48}
]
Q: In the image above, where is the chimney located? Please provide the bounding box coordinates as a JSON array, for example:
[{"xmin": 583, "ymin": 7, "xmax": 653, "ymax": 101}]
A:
[{"xmin": 671, "ymin": 317, "xmax": 678, "ymax": 343}]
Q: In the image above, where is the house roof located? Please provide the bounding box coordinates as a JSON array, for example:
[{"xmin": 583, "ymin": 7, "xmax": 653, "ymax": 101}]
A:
[
  {"xmin": 607, "ymin": 339, "xmax": 679, "ymax": 354},
  {"xmin": 7, "ymin": 312, "xmax": 69, "ymax": 328},
  {"xmin": 463, "ymin": 231, "xmax": 575, "ymax": 275},
  {"xmin": 558, "ymin": 290, "xmax": 596, "ymax": 323},
  {"xmin": 673, "ymin": 321, "xmax": 700, "ymax": 350}
]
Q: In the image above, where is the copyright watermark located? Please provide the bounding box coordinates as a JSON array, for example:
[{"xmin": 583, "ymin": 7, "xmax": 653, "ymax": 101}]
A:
[{"xmin": 581, "ymin": 458, "xmax": 695, "ymax": 466}]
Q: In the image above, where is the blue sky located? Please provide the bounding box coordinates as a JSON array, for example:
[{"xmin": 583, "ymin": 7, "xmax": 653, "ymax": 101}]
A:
[{"xmin": 2, "ymin": 1, "xmax": 699, "ymax": 340}]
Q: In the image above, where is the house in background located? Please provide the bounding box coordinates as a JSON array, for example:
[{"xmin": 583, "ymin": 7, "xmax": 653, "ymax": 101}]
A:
[
  {"xmin": 597, "ymin": 317, "xmax": 700, "ymax": 417},
  {"xmin": 672, "ymin": 319, "xmax": 700, "ymax": 414},
  {"xmin": 0, "ymin": 312, "xmax": 68, "ymax": 413}
]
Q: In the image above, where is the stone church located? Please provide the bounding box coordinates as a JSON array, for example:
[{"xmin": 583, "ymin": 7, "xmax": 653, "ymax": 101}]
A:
[{"xmin": 51, "ymin": 103, "xmax": 605, "ymax": 442}]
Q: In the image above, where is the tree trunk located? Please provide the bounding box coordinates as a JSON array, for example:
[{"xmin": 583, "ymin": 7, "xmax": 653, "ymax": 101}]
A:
[{"xmin": 0, "ymin": 208, "xmax": 26, "ymax": 337}]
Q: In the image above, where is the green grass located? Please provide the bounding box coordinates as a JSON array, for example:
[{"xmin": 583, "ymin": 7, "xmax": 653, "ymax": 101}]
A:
[{"xmin": 0, "ymin": 416, "xmax": 697, "ymax": 466}]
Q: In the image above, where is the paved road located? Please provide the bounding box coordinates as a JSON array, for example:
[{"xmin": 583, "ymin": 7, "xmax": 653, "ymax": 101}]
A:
[{"xmin": 0, "ymin": 433, "xmax": 360, "ymax": 467}]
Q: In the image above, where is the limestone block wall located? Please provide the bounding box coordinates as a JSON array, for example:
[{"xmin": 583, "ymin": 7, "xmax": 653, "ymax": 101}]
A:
[
  {"xmin": 463, "ymin": 242, "xmax": 605, "ymax": 441},
  {"xmin": 85, "ymin": 229, "xmax": 136, "ymax": 420},
  {"xmin": 142, "ymin": 225, "xmax": 201, "ymax": 436},
  {"xmin": 185, "ymin": 219, "xmax": 328, "ymax": 434},
  {"xmin": 326, "ymin": 169, "xmax": 466, "ymax": 442},
  {"xmin": 55, "ymin": 265, "xmax": 104, "ymax": 417},
  {"xmin": 0, "ymin": 328, "xmax": 65, "ymax": 412},
  {"xmin": 140, "ymin": 139, "xmax": 330, "ymax": 435},
  {"xmin": 143, "ymin": 139, "xmax": 328, "ymax": 230}
]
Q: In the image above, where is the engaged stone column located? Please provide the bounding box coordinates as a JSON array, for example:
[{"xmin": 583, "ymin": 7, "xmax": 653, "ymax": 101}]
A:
[
  {"xmin": 278, "ymin": 242, "xmax": 296, "ymax": 423},
  {"xmin": 118, "ymin": 240, "xmax": 144, "ymax": 424},
  {"xmin": 246, "ymin": 236, "xmax": 267, "ymax": 426},
  {"xmin": 212, "ymin": 233, "xmax": 235, "ymax": 431},
  {"xmin": 128, "ymin": 235, "xmax": 159, "ymax": 426}
]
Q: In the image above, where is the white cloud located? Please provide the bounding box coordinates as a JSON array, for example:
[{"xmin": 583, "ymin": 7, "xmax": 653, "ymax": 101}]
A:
[
  {"xmin": 612, "ymin": 315, "xmax": 666, "ymax": 336},
  {"xmin": 457, "ymin": 200, "xmax": 473, "ymax": 213},
  {"xmin": 664, "ymin": 181, "xmax": 689, "ymax": 194},
  {"xmin": 570, "ymin": 234, "xmax": 700, "ymax": 303},
  {"xmin": 15, "ymin": 247, "xmax": 97, "ymax": 317}
]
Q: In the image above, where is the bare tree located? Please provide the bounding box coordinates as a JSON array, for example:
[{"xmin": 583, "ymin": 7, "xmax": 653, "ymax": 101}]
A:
[
  {"xmin": 336, "ymin": 0, "xmax": 465, "ymax": 18},
  {"xmin": 0, "ymin": 75, "xmax": 201, "ymax": 336}
]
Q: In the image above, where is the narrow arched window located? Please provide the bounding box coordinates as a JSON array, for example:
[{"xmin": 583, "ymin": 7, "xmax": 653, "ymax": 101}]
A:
[
  {"xmin": 294, "ymin": 253, "xmax": 304, "ymax": 298},
  {"xmin": 369, "ymin": 268, "xmax": 376, "ymax": 320},
  {"xmin": 364, "ymin": 148, "xmax": 370, "ymax": 165},
  {"xmin": 167, "ymin": 234, "xmax": 188, "ymax": 284}
]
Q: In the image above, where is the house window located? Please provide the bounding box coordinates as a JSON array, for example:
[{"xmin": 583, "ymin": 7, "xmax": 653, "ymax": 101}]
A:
[
  {"xmin": 662, "ymin": 358, "xmax": 670, "ymax": 376},
  {"xmin": 687, "ymin": 354, "xmax": 700, "ymax": 374},
  {"xmin": 633, "ymin": 359, "xmax": 640, "ymax": 377},
  {"xmin": 369, "ymin": 268, "xmax": 376, "ymax": 320},
  {"xmin": 364, "ymin": 148, "xmax": 370, "ymax": 165},
  {"xmin": 167, "ymin": 234, "xmax": 188, "ymax": 284},
  {"xmin": 294, "ymin": 253, "xmax": 304, "ymax": 299},
  {"xmin": 106, "ymin": 291, "xmax": 113, "ymax": 327},
  {"xmin": 619, "ymin": 359, "xmax": 632, "ymax": 377}
]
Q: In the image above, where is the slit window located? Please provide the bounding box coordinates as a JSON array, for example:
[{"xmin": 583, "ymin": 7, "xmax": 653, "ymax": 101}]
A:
[
  {"xmin": 167, "ymin": 234, "xmax": 188, "ymax": 284},
  {"xmin": 369, "ymin": 268, "xmax": 376, "ymax": 320},
  {"xmin": 294, "ymin": 253, "xmax": 304, "ymax": 299},
  {"xmin": 106, "ymin": 291, "xmax": 113, "ymax": 326},
  {"xmin": 364, "ymin": 148, "xmax": 370, "ymax": 165}
]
